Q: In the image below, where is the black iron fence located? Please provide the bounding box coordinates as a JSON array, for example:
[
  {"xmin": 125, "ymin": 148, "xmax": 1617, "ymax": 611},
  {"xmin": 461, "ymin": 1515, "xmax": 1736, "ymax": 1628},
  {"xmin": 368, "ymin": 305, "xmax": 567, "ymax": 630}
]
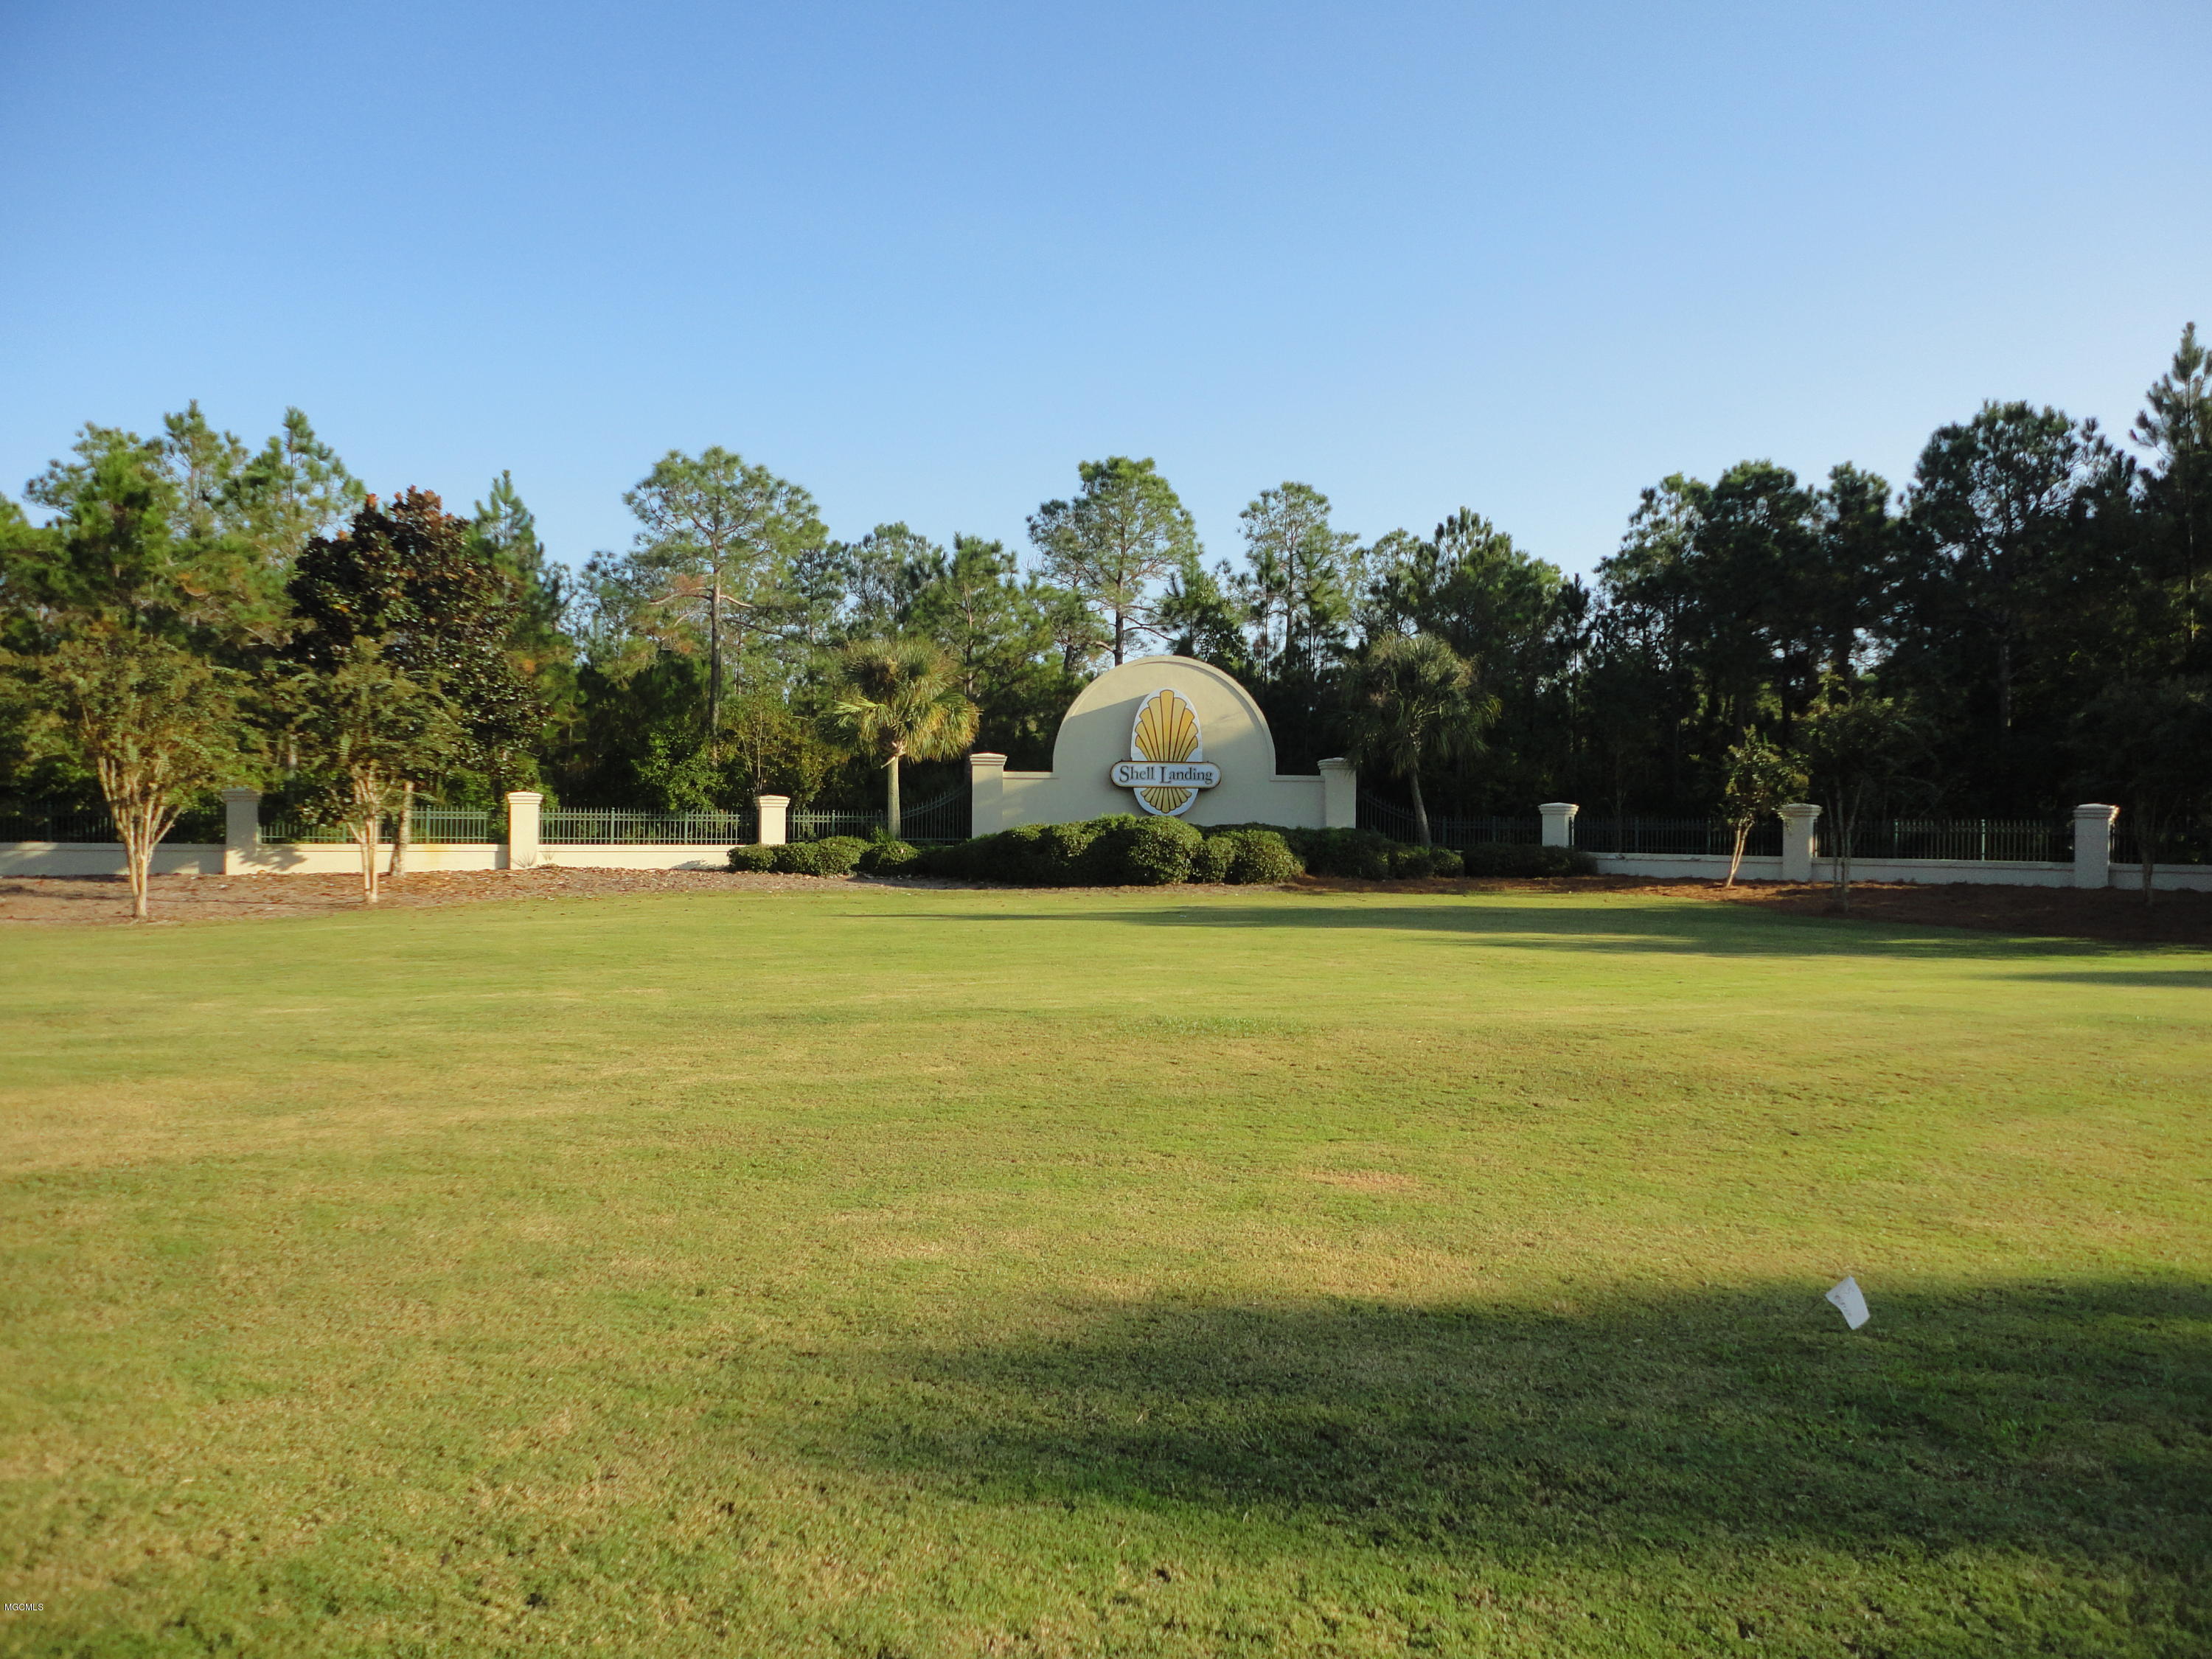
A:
[
  {"xmin": 898, "ymin": 787, "xmax": 971, "ymax": 843},
  {"xmin": 2114, "ymin": 818, "xmax": 2212, "ymax": 867},
  {"xmin": 262, "ymin": 806, "xmax": 508, "ymax": 844},
  {"xmin": 0, "ymin": 799, "xmax": 223, "ymax": 842},
  {"xmin": 1357, "ymin": 795, "xmax": 1543, "ymax": 847},
  {"xmin": 787, "ymin": 807, "xmax": 884, "ymax": 842},
  {"xmin": 539, "ymin": 809, "xmax": 754, "ymax": 845},
  {"xmin": 1575, "ymin": 816, "xmax": 1784, "ymax": 858},
  {"xmin": 1820, "ymin": 818, "xmax": 2066, "ymax": 863}
]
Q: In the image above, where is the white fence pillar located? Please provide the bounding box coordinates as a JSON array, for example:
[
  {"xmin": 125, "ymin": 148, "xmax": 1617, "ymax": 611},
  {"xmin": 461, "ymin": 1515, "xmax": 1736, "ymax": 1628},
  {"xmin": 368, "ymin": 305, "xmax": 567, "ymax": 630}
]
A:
[
  {"xmin": 221, "ymin": 787, "xmax": 260, "ymax": 875},
  {"xmin": 1779, "ymin": 802, "xmax": 1821, "ymax": 883},
  {"xmin": 1318, "ymin": 757, "xmax": 1357, "ymax": 829},
  {"xmin": 965, "ymin": 754, "xmax": 1006, "ymax": 836},
  {"xmin": 2073, "ymin": 802, "xmax": 2118, "ymax": 889},
  {"xmin": 757, "ymin": 794, "xmax": 790, "ymax": 846},
  {"xmin": 505, "ymin": 791, "xmax": 543, "ymax": 869},
  {"xmin": 1539, "ymin": 801, "xmax": 1579, "ymax": 848}
]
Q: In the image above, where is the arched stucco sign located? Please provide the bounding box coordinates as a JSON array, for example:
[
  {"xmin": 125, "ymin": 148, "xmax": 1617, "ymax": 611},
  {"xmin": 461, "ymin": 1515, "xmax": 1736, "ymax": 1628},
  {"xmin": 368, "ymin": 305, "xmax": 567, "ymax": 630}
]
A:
[{"xmin": 966, "ymin": 655, "xmax": 1355, "ymax": 833}]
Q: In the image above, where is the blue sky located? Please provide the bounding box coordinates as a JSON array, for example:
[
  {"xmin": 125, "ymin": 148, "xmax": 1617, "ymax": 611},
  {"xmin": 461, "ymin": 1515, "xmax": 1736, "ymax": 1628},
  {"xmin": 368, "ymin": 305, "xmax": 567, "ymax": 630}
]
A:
[{"xmin": 3, "ymin": 1, "xmax": 2205, "ymax": 582}]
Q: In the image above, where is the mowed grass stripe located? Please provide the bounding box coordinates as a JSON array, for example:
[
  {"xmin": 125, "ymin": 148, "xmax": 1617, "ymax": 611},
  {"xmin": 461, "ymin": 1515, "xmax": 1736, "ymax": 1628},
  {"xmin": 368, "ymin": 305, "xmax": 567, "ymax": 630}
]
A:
[{"xmin": 1, "ymin": 886, "xmax": 2207, "ymax": 1656}]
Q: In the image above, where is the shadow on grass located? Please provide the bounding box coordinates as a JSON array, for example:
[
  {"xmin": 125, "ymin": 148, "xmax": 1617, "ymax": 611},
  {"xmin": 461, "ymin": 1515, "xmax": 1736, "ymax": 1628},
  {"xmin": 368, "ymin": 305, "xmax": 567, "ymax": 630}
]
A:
[
  {"xmin": 831, "ymin": 1281, "xmax": 2211, "ymax": 1564},
  {"xmin": 2008, "ymin": 969, "xmax": 2212, "ymax": 989},
  {"xmin": 875, "ymin": 901, "xmax": 2157, "ymax": 961}
]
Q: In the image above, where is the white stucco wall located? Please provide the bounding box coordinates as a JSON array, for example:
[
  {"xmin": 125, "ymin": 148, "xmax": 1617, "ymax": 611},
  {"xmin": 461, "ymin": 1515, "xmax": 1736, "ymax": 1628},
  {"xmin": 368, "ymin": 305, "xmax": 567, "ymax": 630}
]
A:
[
  {"xmin": 1585, "ymin": 851, "xmax": 2212, "ymax": 890},
  {"xmin": 982, "ymin": 655, "xmax": 1342, "ymax": 831},
  {"xmin": 540, "ymin": 844, "xmax": 740, "ymax": 871},
  {"xmin": 0, "ymin": 842, "xmax": 225, "ymax": 877}
]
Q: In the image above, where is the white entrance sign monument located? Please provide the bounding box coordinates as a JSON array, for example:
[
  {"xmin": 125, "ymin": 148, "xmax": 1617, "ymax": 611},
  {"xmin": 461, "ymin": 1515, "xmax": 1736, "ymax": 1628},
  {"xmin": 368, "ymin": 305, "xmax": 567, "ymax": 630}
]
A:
[{"xmin": 967, "ymin": 655, "xmax": 1356, "ymax": 833}]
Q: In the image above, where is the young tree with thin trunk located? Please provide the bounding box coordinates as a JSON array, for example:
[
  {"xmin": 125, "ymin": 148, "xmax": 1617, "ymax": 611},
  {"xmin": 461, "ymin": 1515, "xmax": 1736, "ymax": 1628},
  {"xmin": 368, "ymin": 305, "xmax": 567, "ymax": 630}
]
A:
[
  {"xmin": 3, "ymin": 430, "xmax": 259, "ymax": 919},
  {"xmin": 1028, "ymin": 458, "xmax": 1199, "ymax": 665},
  {"xmin": 1797, "ymin": 686, "xmax": 1921, "ymax": 911},
  {"xmin": 9, "ymin": 624, "xmax": 243, "ymax": 920},
  {"xmin": 279, "ymin": 639, "xmax": 463, "ymax": 904},
  {"xmin": 1343, "ymin": 633, "xmax": 1496, "ymax": 846},
  {"xmin": 821, "ymin": 639, "xmax": 979, "ymax": 839},
  {"xmin": 1718, "ymin": 728, "xmax": 1806, "ymax": 886}
]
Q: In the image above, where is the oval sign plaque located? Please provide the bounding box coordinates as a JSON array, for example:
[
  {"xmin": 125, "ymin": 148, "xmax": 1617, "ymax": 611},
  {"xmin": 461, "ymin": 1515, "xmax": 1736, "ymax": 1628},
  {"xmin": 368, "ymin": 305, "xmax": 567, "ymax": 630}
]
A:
[{"xmin": 1116, "ymin": 688, "xmax": 1222, "ymax": 815}]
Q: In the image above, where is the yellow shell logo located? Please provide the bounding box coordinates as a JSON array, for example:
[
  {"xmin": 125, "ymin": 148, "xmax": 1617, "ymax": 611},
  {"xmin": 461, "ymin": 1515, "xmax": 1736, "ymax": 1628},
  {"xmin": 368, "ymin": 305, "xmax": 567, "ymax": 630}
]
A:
[{"xmin": 1131, "ymin": 688, "xmax": 1203, "ymax": 815}]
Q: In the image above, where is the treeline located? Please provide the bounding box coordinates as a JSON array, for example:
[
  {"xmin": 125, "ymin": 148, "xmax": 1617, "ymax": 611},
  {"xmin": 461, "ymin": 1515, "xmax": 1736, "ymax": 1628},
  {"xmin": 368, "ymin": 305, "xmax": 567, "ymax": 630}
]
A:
[{"xmin": 4, "ymin": 327, "xmax": 2210, "ymax": 906}]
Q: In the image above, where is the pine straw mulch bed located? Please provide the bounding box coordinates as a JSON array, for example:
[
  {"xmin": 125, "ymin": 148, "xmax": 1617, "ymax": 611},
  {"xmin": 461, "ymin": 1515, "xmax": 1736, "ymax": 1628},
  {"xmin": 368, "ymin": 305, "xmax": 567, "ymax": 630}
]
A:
[
  {"xmin": 4, "ymin": 866, "xmax": 2208, "ymax": 949},
  {"xmin": 0, "ymin": 867, "xmax": 869, "ymax": 927}
]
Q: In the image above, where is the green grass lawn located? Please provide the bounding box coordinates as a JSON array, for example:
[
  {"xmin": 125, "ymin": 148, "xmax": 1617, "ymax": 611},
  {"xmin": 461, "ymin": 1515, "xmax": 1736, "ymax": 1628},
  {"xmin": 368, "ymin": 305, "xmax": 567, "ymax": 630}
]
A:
[{"xmin": 2, "ymin": 886, "xmax": 2208, "ymax": 1657}]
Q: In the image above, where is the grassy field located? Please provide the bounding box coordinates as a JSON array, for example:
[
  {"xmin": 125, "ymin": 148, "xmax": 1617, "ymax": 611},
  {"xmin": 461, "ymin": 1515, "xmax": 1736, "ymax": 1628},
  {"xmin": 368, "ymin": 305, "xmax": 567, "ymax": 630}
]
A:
[{"xmin": 1, "ymin": 884, "xmax": 2208, "ymax": 1657}]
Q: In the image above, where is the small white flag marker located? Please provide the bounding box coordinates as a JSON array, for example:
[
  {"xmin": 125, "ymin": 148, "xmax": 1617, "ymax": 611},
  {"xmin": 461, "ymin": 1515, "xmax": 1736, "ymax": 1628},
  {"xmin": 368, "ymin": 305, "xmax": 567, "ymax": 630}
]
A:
[{"xmin": 1825, "ymin": 1276, "xmax": 1871, "ymax": 1329}]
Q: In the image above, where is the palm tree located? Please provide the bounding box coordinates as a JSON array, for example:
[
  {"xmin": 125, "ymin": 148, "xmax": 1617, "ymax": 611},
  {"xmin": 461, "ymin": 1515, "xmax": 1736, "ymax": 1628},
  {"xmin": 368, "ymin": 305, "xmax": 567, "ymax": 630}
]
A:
[
  {"xmin": 1343, "ymin": 633, "xmax": 1495, "ymax": 846},
  {"xmin": 824, "ymin": 639, "xmax": 980, "ymax": 838}
]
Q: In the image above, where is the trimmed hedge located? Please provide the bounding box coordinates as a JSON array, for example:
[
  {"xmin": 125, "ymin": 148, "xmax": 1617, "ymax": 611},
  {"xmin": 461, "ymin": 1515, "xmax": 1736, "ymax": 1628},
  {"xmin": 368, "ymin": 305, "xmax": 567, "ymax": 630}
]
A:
[
  {"xmin": 1100, "ymin": 815, "xmax": 1202, "ymax": 884},
  {"xmin": 729, "ymin": 836, "xmax": 871, "ymax": 876},
  {"xmin": 742, "ymin": 822, "xmax": 1593, "ymax": 883},
  {"xmin": 773, "ymin": 835, "xmax": 869, "ymax": 876},
  {"xmin": 856, "ymin": 839, "xmax": 921, "ymax": 875},
  {"xmin": 1458, "ymin": 841, "xmax": 1596, "ymax": 877},
  {"xmin": 1212, "ymin": 827, "xmax": 1304, "ymax": 884}
]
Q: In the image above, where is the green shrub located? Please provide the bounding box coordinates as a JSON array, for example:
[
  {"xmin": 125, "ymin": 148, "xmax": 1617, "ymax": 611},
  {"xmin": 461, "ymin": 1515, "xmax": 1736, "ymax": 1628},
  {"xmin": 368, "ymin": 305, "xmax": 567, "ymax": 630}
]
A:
[
  {"xmin": 1217, "ymin": 827, "xmax": 1303, "ymax": 884},
  {"xmin": 1388, "ymin": 844, "xmax": 1439, "ymax": 879},
  {"xmin": 768, "ymin": 842, "xmax": 828, "ymax": 875},
  {"xmin": 815, "ymin": 835, "xmax": 870, "ymax": 874},
  {"xmin": 1428, "ymin": 846, "xmax": 1465, "ymax": 878},
  {"xmin": 726, "ymin": 844, "xmax": 777, "ymax": 872},
  {"xmin": 1036, "ymin": 818, "xmax": 1107, "ymax": 878},
  {"xmin": 1293, "ymin": 826, "xmax": 1397, "ymax": 880},
  {"xmin": 1457, "ymin": 842, "xmax": 1596, "ymax": 877},
  {"xmin": 1189, "ymin": 834, "xmax": 1236, "ymax": 883},
  {"xmin": 1089, "ymin": 814, "xmax": 1201, "ymax": 885},
  {"xmin": 857, "ymin": 840, "xmax": 920, "ymax": 875},
  {"xmin": 770, "ymin": 835, "xmax": 869, "ymax": 877}
]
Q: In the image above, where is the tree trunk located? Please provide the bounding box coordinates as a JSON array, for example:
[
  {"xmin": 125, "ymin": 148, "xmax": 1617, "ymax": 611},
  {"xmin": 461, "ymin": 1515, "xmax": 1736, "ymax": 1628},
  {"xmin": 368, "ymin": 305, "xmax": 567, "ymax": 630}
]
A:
[
  {"xmin": 2138, "ymin": 797, "xmax": 2158, "ymax": 910},
  {"xmin": 1726, "ymin": 820, "xmax": 1749, "ymax": 886},
  {"xmin": 709, "ymin": 569, "xmax": 724, "ymax": 751},
  {"xmin": 886, "ymin": 753, "xmax": 902, "ymax": 841},
  {"xmin": 1408, "ymin": 768, "xmax": 1432, "ymax": 848},
  {"xmin": 1831, "ymin": 790, "xmax": 1854, "ymax": 911},
  {"xmin": 358, "ymin": 801, "xmax": 380, "ymax": 904},
  {"xmin": 101, "ymin": 774, "xmax": 165, "ymax": 922},
  {"xmin": 1995, "ymin": 630, "xmax": 2013, "ymax": 742},
  {"xmin": 1112, "ymin": 607, "xmax": 1126, "ymax": 667},
  {"xmin": 389, "ymin": 781, "xmax": 412, "ymax": 880},
  {"xmin": 124, "ymin": 803, "xmax": 153, "ymax": 922}
]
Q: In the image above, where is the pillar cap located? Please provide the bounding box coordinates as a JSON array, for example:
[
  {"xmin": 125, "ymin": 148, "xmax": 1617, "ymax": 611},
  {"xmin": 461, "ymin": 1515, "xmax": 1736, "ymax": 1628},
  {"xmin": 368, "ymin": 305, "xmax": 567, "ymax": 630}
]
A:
[
  {"xmin": 967, "ymin": 752, "xmax": 1008, "ymax": 763},
  {"xmin": 504, "ymin": 790, "xmax": 544, "ymax": 804},
  {"xmin": 1778, "ymin": 801, "xmax": 1823, "ymax": 818},
  {"xmin": 1538, "ymin": 801, "xmax": 1579, "ymax": 813},
  {"xmin": 756, "ymin": 793, "xmax": 791, "ymax": 806},
  {"xmin": 2072, "ymin": 802, "xmax": 2119, "ymax": 817},
  {"xmin": 220, "ymin": 786, "xmax": 261, "ymax": 801}
]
